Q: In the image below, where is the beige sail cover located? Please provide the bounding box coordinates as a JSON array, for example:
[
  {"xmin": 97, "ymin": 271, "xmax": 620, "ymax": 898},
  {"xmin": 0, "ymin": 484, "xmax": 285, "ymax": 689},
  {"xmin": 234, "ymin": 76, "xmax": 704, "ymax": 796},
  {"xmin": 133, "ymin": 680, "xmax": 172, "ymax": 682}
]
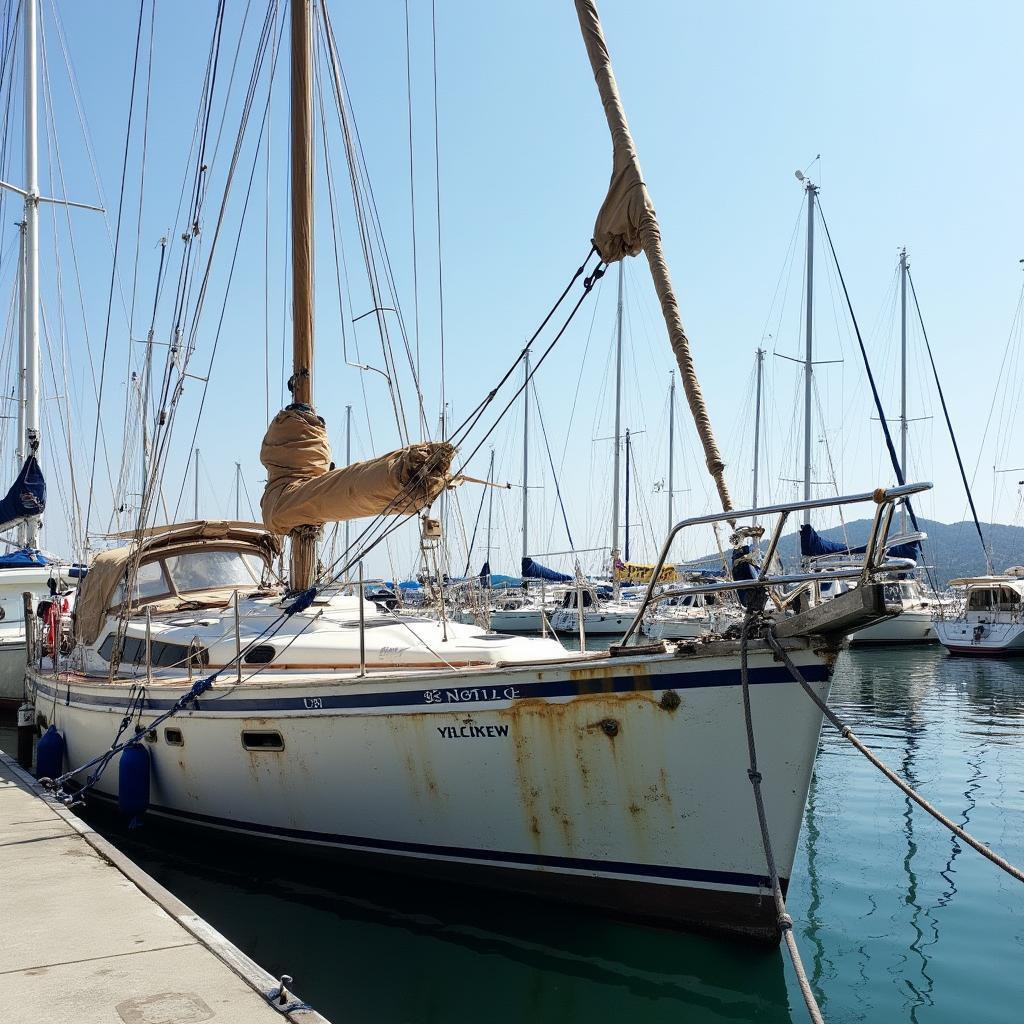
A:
[
  {"xmin": 260, "ymin": 407, "xmax": 454, "ymax": 535},
  {"xmin": 73, "ymin": 545, "xmax": 133, "ymax": 647}
]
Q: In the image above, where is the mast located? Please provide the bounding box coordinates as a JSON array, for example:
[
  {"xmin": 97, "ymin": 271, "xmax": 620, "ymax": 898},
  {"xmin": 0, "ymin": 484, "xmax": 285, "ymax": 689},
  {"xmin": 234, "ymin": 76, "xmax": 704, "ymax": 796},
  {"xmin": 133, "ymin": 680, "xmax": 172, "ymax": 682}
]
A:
[
  {"xmin": 344, "ymin": 404, "xmax": 352, "ymax": 563},
  {"xmin": 289, "ymin": 0, "xmax": 316, "ymax": 590},
  {"xmin": 667, "ymin": 370, "xmax": 675, "ymax": 538},
  {"xmin": 485, "ymin": 447, "xmax": 495, "ymax": 572},
  {"xmin": 234, "ymin": 462, "xmax": 241, "ymax": 520},
  {"xmin": 23, "ymin": 0, "xmax": 39, "ymax": 548},
  {"xmin": 194, "ymin": 448, "xmax": 200, "ymax": 520},
  {"xmin": 802, "ymin": 178, "xmax": 817, "ymax": 525},
  {"xmin": 521, "ymin": 351, "xmax": 530, "ymax": 561},
  {"xmin": 624, "ymin": 428, "xmax": 631, "ymax": 562},
  {"xmin": 15, "ymin": 223, "xmax": 26, "ymax": 547},
  {"xmin": 752, "ymin": 347, "xmax": 765, "ymax": 520},
  {"xmin": 611, "ymin": 262, "xmax": 623, "ymax": 592},
  {"xmin": 899, "ymin": 247, "xmax": 908, "ymax": 535}
]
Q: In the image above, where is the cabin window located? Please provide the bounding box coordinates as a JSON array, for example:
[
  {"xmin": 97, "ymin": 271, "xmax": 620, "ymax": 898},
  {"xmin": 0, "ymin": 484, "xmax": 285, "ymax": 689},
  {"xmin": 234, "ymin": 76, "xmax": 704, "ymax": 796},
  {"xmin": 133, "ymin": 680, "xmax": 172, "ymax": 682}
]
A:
[
  {"xmin": 241, "ymin": 730, "xmax": 284, "ymax": 751},
  {"xmin": 112, "ymin": 561, "xmax": 172, "ymax": 606},
  {"xmin": 164, "ymin": 550, "xmax": 264, "ymax": 594},
  {"xmin": 968, "ymin": 590, "xmax": 995, "ymax": 611},
  {"xmin": 97, "ymin": 634, "xmax": 208, "ymax": 668},
  {"xmin": 164, "ymin": 728, "xmax": 184, "ymax": 746}
]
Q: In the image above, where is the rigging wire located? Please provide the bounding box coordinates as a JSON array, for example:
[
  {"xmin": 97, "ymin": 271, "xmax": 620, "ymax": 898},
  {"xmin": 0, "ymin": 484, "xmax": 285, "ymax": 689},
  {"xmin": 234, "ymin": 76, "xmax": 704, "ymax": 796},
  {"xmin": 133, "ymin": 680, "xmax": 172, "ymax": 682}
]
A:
[
  {"xmin": 82, "ymin": 0, "xmax": 148, "ymax": 545},
  {"xmin": 402, "ymin": 0, "xmax": 423, "ymax": 438},
  {"xmin": 907, "ymin": 267, "xmax": 989, "ymax": 569}
]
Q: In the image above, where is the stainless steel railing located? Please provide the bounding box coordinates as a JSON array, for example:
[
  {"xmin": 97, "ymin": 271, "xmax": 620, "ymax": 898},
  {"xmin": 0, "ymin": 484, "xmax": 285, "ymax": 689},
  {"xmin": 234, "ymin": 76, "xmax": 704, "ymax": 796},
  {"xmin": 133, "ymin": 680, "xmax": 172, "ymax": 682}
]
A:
[{"xmin": 620, "ymin": 482, "xmax": 932, "ymax": 646}]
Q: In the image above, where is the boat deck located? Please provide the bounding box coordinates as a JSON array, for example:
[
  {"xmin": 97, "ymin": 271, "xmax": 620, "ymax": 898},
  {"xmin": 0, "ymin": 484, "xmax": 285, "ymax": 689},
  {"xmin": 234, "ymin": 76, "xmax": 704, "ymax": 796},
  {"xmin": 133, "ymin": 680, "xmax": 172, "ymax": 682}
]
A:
[{"xmin": 0, "ymin": 749, "xmax": 326, "ymax": 1023}]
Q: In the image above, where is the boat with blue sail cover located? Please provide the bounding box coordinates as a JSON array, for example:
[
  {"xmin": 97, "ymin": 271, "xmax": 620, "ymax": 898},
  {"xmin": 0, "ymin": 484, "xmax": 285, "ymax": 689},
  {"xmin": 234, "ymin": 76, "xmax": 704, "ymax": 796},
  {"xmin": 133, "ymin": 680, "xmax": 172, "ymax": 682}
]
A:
[{"xmin": 29, "ymin": 0, "xmax": 925, "ymax": 941}]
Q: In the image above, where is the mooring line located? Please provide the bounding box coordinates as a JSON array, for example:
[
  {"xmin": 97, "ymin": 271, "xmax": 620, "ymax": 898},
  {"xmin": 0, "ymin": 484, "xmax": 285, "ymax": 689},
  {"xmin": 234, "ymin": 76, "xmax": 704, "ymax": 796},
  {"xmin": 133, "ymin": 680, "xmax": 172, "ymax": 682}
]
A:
[
  {"xmin": 765, "ymin": 630, "xmax": 1024, "ymax": 886},
  {"xmin": 739, "ymin": 612, "xmax": 825, "ymax": 1024}
]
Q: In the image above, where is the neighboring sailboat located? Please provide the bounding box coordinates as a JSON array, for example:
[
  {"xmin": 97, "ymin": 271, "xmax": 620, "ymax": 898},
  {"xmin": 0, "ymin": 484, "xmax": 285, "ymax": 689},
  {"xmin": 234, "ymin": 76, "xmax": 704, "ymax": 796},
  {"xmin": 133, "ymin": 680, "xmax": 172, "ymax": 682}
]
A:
[
  {"xmin": 29, "ymin": 0, "xmax": 918, "ymax": 942},
  {"xmin": 551, "ymin": 263, "xmax": 643, "ymax": 636},
  {"xmin": 0, "ymin": 0, "xmax": 77, "ymax": 708},
  {"xmin": 787, "ymin": 187, "xmax": 936, "ymax": 643},
  {"xmin": 848, "ymin": 249, "xmax": 938, "ymax": 643}
]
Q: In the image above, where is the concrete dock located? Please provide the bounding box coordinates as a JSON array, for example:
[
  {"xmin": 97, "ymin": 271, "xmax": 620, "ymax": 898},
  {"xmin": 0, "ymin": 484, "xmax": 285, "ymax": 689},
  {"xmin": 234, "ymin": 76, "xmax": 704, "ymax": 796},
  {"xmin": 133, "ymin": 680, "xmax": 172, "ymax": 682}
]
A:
[{"xmin": 0, "ymin": 749, "xmax": 327, "ymax": 1024}]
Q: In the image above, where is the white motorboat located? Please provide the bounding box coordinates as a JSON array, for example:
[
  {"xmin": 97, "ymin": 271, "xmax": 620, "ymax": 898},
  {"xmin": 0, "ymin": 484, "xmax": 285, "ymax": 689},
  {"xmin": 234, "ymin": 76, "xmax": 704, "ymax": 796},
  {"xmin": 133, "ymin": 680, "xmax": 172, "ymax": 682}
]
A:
[
  {"xmin": 933, "ymin": 573, "xmax": 1024, "ymax": 656},
  {"xmin": 849, "ymin": 578, "xmax": 939, "ymax": 644},
  {"xmin": 646, "ymin": 590, "xmax": 740, "ymax": 641},
  {"xmin": 549, "ymin": 584, "xmax": 639, "ymax": 636}
]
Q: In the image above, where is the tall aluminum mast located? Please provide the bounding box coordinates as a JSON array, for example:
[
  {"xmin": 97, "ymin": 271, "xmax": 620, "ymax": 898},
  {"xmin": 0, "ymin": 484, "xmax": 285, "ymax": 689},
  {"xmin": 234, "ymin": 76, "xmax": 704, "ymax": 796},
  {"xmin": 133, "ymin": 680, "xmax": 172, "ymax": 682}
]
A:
[
  {"xmin": 899, "ymin": 247, "xmax": 908, "ymax": 535},
  {"xmin": 801, "ymin": 177, "xmax": 817, "ymax": 525},
  {"xmin": 22, "ymin": 0, "xmax": 40, "ymax": 548},
  {"xmin": 752, "ymin": 347, "xmax": 765, "ymax": 520},
  {"xmin": 521, "ymin": 351, "xmax": 530, "ymax": 562}
]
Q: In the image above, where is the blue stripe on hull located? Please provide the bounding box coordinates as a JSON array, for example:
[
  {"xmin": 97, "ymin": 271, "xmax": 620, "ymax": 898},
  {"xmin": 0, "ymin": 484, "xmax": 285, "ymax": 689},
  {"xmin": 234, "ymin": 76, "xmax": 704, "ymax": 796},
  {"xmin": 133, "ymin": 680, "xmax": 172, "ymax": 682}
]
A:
[
  {"xmin": 34, "ymin": 662, "xmax": 831, "ymax": 715},
  {"xmin": 87, "ymin": 790, "xmax": 776, "ymax": 892}
]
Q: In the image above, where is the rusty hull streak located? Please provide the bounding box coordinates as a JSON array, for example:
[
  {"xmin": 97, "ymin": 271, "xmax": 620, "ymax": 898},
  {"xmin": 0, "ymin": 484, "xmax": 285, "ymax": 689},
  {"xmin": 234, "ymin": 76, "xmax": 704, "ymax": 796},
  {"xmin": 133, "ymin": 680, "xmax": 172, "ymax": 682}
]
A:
[{"xmin": 498, "ymin": 688, "xmax": 681, "ymax": 865}]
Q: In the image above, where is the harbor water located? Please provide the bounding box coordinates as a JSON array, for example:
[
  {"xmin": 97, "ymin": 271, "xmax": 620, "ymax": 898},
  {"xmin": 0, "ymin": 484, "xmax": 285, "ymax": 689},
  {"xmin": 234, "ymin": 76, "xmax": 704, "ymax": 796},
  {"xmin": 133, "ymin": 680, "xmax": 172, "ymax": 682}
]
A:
[{"xmin": 6, "ymin": 645, "xmax": 1023, "ymax": 1022}]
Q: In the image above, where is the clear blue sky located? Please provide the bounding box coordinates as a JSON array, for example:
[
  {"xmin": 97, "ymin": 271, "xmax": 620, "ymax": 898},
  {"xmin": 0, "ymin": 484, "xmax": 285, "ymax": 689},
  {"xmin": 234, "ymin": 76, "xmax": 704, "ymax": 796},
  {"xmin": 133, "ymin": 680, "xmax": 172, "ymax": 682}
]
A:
[{"xmin": 6, "ymin": 1, "xmax": 1023, "ymax": 575}]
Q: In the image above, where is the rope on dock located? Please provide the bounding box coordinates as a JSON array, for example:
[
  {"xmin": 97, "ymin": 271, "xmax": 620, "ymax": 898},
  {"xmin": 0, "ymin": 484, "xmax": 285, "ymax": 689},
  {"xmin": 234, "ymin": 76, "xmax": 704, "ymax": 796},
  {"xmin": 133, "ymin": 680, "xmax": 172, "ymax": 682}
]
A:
[
  {"xmin": 738, "ymin": 612, "xmax": 826, "ymax": 1024},
  {"xmin": 765, "ymin": 630, "xmax": 1024, "ymax": 886}
]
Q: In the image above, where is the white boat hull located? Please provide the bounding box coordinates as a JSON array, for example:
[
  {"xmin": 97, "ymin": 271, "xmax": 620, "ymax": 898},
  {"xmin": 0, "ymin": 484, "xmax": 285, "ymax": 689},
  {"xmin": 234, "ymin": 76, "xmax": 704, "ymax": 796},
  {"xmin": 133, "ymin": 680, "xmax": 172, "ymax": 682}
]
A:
[
  {"xmin": 489, "ymin": 608, "xmax": 546, "ymax": 633},
  {"xmin": 30, "ymin": 642, "xmax": 832, "ymax": 940},
  {"xmin": 849, "ymin": 608, "xmax": 936, "ymax": 645},
  {"xmin": 549, "ymin": 608, "xmax": 635, "ymax": 635},
  {"xmin": 0, "ymin": 566, "xmax": 60, "ymax": 707},
  {"xmin": 934, "ymin": 618, "xmax": 1024, "ymax": 656}
]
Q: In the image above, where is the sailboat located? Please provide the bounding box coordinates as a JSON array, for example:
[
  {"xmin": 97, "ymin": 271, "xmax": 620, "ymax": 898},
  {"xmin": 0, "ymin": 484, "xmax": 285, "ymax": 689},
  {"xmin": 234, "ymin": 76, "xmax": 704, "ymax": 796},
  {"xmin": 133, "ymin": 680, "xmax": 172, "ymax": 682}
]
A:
[
  {"xmin": 933, "ymin": 272, "xmax": 1024, "ymax": 656},
  {"xmin": 786, "ymin": 185, "xmax": 937, "ymax": 643},
  {"xmin": 550, "ymin": 263, "xmax": 647, "ymax": 637},
  {"xmin": 460, "ymin": 354, "xmax": 574, "ymax": 634},
  {"xmin": 28, "ymin": 0, "xmax": 920, "ymax": 941},
  {"xmin": 0, "ymin": 0, "xmax": 78, "ymax": 708}
]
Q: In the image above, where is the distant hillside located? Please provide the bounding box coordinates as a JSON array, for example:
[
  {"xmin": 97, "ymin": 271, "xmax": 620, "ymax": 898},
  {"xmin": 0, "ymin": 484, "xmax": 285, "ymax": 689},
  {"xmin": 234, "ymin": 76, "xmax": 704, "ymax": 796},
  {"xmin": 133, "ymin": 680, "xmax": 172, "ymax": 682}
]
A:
[{"xmin": 768, "ymin": 518, "xmax": 1024, "ymax": 587}]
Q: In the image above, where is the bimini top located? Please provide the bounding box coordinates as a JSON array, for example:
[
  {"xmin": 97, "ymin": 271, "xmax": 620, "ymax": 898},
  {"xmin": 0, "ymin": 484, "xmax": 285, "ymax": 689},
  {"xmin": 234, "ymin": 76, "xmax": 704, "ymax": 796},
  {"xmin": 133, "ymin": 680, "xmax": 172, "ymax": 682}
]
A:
[
  {"xmin": 75, "ymin": 520, "xmax": 280, "ymax": 646},
  {"xmin": 947, "ymin": 575, "xmax": 1024, "ymax": 589}
]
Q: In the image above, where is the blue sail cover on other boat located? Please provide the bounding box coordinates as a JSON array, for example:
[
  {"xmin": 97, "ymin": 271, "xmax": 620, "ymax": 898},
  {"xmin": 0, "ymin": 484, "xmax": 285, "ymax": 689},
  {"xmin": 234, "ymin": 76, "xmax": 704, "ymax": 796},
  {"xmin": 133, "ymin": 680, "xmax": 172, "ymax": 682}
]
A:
[
  {"xmin": 0, "ymin": 455, "xmax": 45, "ymax": 534},
  {"xmin": 0, "ymin": 547, "xmax": 48, "ymax": 567},
  {"xmin": 521, "ymin": 557, "xmax": 572, "ymax": 583},
  {"xmin": 478, "ymin": 562, "xmax": 523, "ymax": 588},
  {"xmin": 799, "ymin": 523, "xmax": 918, "ymax": 562}
]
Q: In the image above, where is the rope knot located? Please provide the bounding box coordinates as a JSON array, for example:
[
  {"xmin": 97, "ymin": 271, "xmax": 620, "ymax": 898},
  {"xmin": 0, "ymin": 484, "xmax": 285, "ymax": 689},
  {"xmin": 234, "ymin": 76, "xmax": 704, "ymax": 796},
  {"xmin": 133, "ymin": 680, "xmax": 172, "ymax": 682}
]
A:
[
  {"xmin": 747, "ymin": 768, "xmax": 762, "ymax": 784},
  {"xmin": 778, "ymin": 912, "xmax": 794, "ymax": 930}
]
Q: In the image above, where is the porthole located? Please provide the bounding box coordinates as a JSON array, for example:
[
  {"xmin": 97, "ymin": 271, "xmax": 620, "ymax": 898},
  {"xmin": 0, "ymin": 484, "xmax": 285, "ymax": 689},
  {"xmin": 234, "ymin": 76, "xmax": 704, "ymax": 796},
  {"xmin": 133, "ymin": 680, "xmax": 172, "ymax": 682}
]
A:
[
  {"xmin": 241, "ymin": 730, "xmax": 284, "ymax": 751},
  {"xmin": 164, "ymin": 728, "xmax": 184, "ymax": 747},
  {"xmin": 244, "ymin": 644, "xmax": 276, "ymax": 665}
]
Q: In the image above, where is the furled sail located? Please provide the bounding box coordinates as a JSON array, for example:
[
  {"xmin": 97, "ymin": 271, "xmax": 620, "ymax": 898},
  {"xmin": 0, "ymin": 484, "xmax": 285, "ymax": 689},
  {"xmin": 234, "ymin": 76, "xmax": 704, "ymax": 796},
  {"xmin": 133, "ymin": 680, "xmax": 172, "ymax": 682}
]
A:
[
  {"xmin": 799, "ymin": 523, "xmax": 919, "ymax": 563},
  {"xmin": 521, "ymin": 557, "xmax": 571, "ymax": 583},
  {"xmin": 573, "ymin": 0, "xmax": 733, "ymax": 518},
  {"xmin": 260, "ymin": 407, "xmax": 454, "ymax": 535},
  {"xmin": 0, "ymin": 455, "xmax": 45, "ymax": 533}
]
